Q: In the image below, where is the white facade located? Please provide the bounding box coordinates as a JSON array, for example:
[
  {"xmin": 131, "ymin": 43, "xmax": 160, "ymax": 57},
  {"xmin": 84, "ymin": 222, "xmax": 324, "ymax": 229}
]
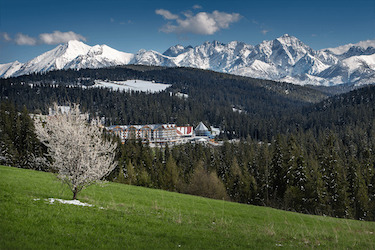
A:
[{"xmin": 107, "ymin": 122, "xmax": 220, "ymax": 146}]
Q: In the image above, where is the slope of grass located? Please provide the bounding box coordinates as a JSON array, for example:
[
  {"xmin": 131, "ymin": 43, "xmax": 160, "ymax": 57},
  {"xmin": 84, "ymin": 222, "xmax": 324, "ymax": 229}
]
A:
[{"xmin": 1, "ymin": 165, "xmax": 374, "ymax": 249}]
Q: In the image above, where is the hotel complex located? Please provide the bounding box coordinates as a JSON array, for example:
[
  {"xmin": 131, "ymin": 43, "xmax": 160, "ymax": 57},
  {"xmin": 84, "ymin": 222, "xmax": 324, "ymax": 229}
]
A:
[{"xmin": 106, "ymin": 122, "xmax": 220, "ymax": 146}]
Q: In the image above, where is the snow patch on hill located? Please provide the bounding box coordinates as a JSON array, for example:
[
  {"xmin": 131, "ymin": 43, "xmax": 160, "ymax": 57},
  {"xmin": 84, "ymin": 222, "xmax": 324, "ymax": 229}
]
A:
[
  {"xmin": 91, "ymin": 80, "xmax": 171, "ymax": 93},
  {"xmin": 46, "ymin": 198, "xmax": 94, "ymax": 207}
]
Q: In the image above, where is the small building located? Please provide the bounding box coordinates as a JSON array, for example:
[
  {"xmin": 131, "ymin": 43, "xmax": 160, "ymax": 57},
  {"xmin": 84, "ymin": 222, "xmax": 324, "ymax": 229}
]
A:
[
  {"xmin": 106, "ymin": 123, "xmax": 178, "ymax": 145},
  {"xmin": 210, "ymin": 126, "xmax": 220, "ymax": 137},
  {"xmin": 195, "ymin": 122, "xmax": 211, "ymax": 137},
  {"xmin": 176, "ymin": 126, "xmax": 193, "ymax": 137}
]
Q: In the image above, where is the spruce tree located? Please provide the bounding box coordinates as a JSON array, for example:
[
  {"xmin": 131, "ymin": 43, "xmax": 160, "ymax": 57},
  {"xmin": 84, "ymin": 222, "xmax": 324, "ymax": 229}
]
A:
[
  {"xmin": 269, "ymin": 135, "xmax": 287, "ymax": 205},
  {"xmin": 164, "ymin": 155, "xmax": 179, "ymax": 191}
]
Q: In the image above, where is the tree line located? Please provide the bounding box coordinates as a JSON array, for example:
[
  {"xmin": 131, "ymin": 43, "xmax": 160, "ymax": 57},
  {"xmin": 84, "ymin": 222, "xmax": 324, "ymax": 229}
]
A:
[
  {"xmin": 0, "ymin": 101, "xmax": 48, "ymax": 171},
  {"xmin": 110, "ymin": 129, "xmax": 375, "ymax": 221}
]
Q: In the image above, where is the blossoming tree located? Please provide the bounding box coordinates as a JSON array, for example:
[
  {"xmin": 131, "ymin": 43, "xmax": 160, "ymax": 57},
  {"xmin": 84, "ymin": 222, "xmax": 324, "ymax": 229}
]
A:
[{"xmin": 34, "ymin": 103, "xmax": 117, "ymax": 200}]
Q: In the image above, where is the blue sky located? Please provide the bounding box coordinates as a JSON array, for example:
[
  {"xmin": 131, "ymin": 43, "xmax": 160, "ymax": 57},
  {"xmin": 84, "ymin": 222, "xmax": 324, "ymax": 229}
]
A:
[{"xmin": 0, "ymin": 0, "xmax": 374, "ymax": 63}]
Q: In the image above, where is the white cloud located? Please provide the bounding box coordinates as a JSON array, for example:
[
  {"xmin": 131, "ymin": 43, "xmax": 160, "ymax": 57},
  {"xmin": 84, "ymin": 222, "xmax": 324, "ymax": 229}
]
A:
[
  {"xmin": 1, "ymin": 32, "xmax": 11, "ymax": 41},
  {"xmin": 261, "ymin": 29, "xmax": 269, "ymax": 35},
  {"xmin": 15, "ymin": 33, "xmax": 37, "ymax": 45},
  {"xmin": 155, "ymin": 9, "xmax": 179, "ymax": 20},
  {"xmin": 6, "ymin": 31, "xmax": 86, "ymax": 46},
  {"xmin": 212, "ymin": 11, "xmax": 241, "ymax": 29},
  {"xmin": 39, "ymin": 31, "xmax": 86, "ymax": 45},
  {"xmin": 192, "ymin": 5, "xmax": 202, "ymax": 9},
  {"xmin": 157, "ymin": 9, "xmax": 241, "ymax": 35}
]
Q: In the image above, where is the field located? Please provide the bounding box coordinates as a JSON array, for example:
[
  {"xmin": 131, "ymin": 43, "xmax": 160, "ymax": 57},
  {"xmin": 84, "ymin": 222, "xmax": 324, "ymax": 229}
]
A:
[{"xmin": 1, "ymin": 165, "xmax": 374, "ymax": 249}]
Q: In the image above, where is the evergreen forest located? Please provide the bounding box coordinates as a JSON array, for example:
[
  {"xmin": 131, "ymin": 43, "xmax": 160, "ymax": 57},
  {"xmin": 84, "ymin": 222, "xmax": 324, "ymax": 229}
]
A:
[{"xmin": 1, "ymin": 65, "xmax": 375, "ymax": 221}]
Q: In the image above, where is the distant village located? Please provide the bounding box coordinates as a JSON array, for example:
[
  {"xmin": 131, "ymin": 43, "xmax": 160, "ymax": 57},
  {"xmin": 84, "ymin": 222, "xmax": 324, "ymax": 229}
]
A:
[{"xmin": 106, "ymin": 122, "xmax": 222, "ymax": 147}]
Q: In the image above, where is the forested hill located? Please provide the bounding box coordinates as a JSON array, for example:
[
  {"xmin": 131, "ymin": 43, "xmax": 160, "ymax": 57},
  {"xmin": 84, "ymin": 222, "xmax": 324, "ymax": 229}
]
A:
[
  {"xmin": 3, "ymin": 66, "xmax": 375, "ymax": 220},
  {"xmin": 305, "ymin": 85, "xmax": 375, "ymax": 127},
  {"xmin": 2, "ymin": 65, "xmax": 375, "ymax": 141},
  {"xmin": 2, "ymin": 65, "xmax": 328, "ymax": 105},
  {"xmin": 292, "ymin": 85, "xmax": 375, "ymax": 138},
  {"xmin": 0, "ymin": 66, "xmax": 328, "ymax": 141}
]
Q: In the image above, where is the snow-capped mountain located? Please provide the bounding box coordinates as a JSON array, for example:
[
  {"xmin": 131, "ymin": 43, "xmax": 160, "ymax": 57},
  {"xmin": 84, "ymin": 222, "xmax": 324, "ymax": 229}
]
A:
[
  {"xmin": 324, "ymin": 39, "xmax": 375, "ymax": 56},
  {"xmin": 3, "ymin": 40, "xmax": 133, "ymax": 77},
  {"xmin": 0, "ymin": 61, "xmax": 23, "ymax": 78},
  {"xmin": 15, "ymin": 40, "xmax": 92, "ymax": 76},
  {"xmin": 66, "ymin": 44, "xmax": 134, "ymax": 69},
  {"xmin": 1, "ymin": 35, "xmax": 375, "ymax": 86},
  {"xmin": 163, "ymin": 44, "xmax": 193, "ymax": 57}
]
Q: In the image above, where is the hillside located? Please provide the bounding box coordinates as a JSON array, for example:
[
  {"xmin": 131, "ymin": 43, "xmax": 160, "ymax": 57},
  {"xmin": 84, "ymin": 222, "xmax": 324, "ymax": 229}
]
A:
[
  {"xmin": 1, "ymin": 165, "xmax": 374, "ymax": 249},
  {"xmin": 301, "ymin": 85, "xmax": 375, "ymax": 132},
  {"xmin": 0, "ymin": 66, "xmax": 328, "ymax": 140}
]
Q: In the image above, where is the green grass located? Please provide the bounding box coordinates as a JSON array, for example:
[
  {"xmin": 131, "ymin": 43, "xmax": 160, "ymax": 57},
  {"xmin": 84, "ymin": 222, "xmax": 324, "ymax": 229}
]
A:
[{"xmin": 1, "ymin": 165, "xmax": 374, "ymax": 249}]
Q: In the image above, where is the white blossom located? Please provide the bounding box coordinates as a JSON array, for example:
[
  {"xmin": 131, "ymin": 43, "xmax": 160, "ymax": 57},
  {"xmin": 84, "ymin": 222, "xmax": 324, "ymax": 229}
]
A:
[{"xmin": 34, "ymin": 103, "xmax": 117, "ymax": 199}]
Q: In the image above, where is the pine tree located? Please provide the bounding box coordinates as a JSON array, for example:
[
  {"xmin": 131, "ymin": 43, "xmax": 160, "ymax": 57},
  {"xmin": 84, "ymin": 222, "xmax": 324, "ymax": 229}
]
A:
[
  {"xmin": 284, "ymin": 136, "xmax": 307, "ymax": 212},
  {"xmin": 116, "ymin": 165, "xmax": 127, "ymax": 184},
  {"xmin": 319, "ymin": 133, "xmax": 349, "ymax": 217},
  {"xmin": 255, "ymin": 143, "xmax": 271, "ymax": 206},
  {"xmin": 269, "ymin": 135, "xmax": 287, "ymax": 206},
  {"xmin": 362, "ymin": 148, "xmax": 375, "ymax": 220},
  {"xmin": 163, "ymin": 155, "xmax": 179, "ymax": 191},
  {"xmin": 0, "ymin": 135, "xmax": 13, "ymax": 166},
  {"xmin": 125, "ymin": 160, "xmax": 136, "ymax": 185},
  {"xmin": 227, "ymin": 157, "xmax": 242, "ymax": 201},
  {"xmin": 354, "ymin": 164, "xmax": 370, "ymax": 220}
]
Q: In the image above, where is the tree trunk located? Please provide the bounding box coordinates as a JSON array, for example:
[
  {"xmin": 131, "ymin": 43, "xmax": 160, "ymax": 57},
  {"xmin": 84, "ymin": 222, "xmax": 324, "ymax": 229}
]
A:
[{"xmin": 73, "ymin": 188, "xmax": 78, "ymax": 200}]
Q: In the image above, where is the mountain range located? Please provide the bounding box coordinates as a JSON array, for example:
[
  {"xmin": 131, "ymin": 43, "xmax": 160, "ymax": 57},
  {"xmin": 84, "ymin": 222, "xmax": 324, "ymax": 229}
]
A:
[{"xmin": 1, "ymin": 34, "xmax": 375, "ymax": 87}]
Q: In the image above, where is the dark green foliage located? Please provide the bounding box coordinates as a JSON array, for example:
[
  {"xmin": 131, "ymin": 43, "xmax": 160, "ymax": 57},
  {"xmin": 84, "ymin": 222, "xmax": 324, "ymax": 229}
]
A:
[
  {"xmin": 0, "ymin": 66, "xmax": 328, "ymax": 141},
  {"xmin": 0, "ymin": 102, "xmax": 48, "ymax": 170},
  {"xmin": 163, "ymin": 156, "xmax": 179, "ymax": 192}
]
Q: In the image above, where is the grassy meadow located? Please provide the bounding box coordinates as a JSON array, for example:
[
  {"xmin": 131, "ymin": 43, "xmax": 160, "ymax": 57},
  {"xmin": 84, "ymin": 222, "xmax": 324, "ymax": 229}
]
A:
[{"xmin": 1, "ymin": 165, "xmax": 374, "ymax": 249}]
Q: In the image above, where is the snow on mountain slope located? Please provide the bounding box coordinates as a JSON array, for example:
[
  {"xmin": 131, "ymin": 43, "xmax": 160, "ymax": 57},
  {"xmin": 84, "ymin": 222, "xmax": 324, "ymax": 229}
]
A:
[
  {"xmin": 174, "ymin": 40, "xmax": 254, "ymax": 72},
  {"xmin": 273, "ymin": 34, "xmax": 313, "ymax": 66},
  {"xmin": 342, "ymin": 54, "xmax": 375, "ymax": 86},
  {"xmin": 315, "ymin": 54, "xmax": 375, "ymax": 86},
  {"xmin": 292, "ymin": 54, "xmax": 330, "ymax": 76},
  {"xmin": 343, "ymin": 54, "xmax": 375, "ymax": 73},
  {"xmin": 6, "ymin": 40, "xmax": 135, "ymax": 77},
  {"xmin": 325, "ymin": 39, "xmax": 375, "ymax": 55},
  {"xmin": 134, "ymin": 50, "xmax": 177, "ymax": 67},
  {"xmin": 163, "ymin": 45, "xmax": 193, "ymax": 57},
  {"xmin": 66, "ymin": 44, "xmax": 134, "ymax": 69},
  {"xmin": 12, "ymin": 40, "xmax": 92, "ymax": 76},
  {"xmin": 0, "ymin": 61, "xmax": 23, "ymax": 78},
  {"xmin": 175, "ymin": 41, "xmax": 226, "ymax": 70},
  {"xmin": 1, "ymin": 35, "xmax": 374, "ymax": 87},
  {"xmin": 315, "ymin": 50, "xmax": 339, "ymax": 65},
  {"xmin": 231, "ymin": 60, "xmax": 280, "ymax": 80}
]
